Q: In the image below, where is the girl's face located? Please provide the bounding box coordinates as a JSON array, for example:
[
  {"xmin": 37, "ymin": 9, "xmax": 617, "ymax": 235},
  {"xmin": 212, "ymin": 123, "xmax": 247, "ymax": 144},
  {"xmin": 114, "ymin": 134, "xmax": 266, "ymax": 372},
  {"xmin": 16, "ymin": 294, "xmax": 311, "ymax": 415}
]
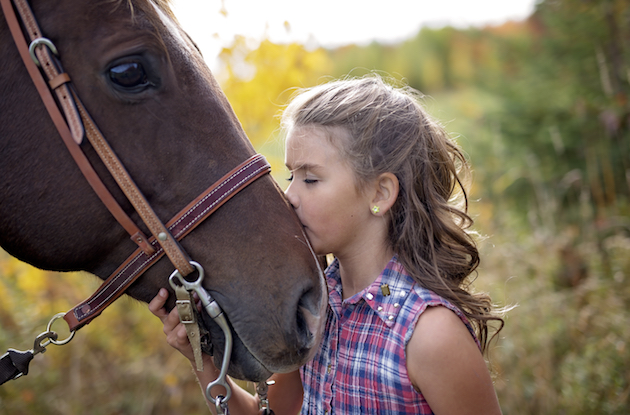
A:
[{"xmin": 285, "ymin": 125, "xmax": 373, "ymax": 257}]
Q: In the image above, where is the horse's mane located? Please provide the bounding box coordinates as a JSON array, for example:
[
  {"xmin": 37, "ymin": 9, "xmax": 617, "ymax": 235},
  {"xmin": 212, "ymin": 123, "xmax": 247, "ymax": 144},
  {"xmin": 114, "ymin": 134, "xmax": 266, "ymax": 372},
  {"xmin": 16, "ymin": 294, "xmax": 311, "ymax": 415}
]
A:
[{"xmin": 101, "ymin": 0, "xmax": 176, "ymax": 21}]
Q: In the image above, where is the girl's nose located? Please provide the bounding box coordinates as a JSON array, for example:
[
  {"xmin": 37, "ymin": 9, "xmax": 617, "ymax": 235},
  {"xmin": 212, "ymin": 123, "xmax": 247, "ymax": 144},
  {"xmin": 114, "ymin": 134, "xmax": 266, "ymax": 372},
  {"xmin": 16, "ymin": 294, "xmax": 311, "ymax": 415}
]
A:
[{"xmin": 285, "ymin": 183, "xmax": 299, "ymax": 209}]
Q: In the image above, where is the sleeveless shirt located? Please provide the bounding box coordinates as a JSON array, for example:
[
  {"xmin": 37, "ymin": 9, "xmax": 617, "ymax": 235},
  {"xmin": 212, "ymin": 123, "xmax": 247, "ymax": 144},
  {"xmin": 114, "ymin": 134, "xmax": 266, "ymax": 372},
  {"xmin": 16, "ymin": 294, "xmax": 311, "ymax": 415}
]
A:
[{"xmin": 300, "ymin": 255, "xmax": 479, "ymax": 414}]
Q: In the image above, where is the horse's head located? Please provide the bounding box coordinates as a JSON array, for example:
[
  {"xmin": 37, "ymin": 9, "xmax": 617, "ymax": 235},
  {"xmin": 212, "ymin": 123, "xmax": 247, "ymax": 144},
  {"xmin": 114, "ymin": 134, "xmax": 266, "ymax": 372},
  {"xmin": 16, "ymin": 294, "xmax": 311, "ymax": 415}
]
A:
[{"xmin": 0, "ymin": 0, "xmax": 326, "ymax": 381}]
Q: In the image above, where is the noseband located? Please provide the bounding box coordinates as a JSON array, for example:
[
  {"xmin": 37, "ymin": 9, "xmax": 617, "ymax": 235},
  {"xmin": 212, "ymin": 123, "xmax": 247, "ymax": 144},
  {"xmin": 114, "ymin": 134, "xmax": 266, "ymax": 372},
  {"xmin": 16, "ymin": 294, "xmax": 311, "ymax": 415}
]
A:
[{"xmin": 1, "ymin": 0, "xmax": 269, "ymax": 411}]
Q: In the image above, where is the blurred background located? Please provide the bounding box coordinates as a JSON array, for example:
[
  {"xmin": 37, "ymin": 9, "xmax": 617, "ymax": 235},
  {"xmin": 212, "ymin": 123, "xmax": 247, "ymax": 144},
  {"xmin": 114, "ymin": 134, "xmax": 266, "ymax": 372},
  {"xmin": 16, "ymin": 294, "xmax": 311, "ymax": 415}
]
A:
[{"xmin": 1, "ymin": 0, "xmax": 629, "ymax": 413}]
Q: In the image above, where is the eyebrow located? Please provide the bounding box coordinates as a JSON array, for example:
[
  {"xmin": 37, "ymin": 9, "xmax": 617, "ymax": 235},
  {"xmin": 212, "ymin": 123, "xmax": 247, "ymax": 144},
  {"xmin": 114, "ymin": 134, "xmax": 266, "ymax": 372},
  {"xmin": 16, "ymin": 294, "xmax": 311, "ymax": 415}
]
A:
[{"xmin": 285, "ymin": 162, "xmax": 324, "ymax": 173}]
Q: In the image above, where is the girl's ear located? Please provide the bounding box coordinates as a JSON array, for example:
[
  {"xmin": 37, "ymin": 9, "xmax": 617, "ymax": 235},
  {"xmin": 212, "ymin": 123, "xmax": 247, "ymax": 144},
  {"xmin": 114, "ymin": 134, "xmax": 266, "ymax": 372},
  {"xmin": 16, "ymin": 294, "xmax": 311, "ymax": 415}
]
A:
[{"xmin": 370, "ymin": 172, "xmax": 399, "ymax": 216}]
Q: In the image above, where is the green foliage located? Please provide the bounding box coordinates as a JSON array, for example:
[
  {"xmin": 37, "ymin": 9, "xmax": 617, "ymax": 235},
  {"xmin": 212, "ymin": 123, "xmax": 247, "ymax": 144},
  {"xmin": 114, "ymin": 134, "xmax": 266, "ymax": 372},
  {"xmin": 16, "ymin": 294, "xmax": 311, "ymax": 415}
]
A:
[
  {"xmin": 486, "ymin": 0, "xmax": 630, "ymax": 230},
  {"xmin": 217, "ymin": 37, "xmax": 333, "ymax": 183},
  {"xmin": 476, "ymin": 225, "xmax": 630, "ymax": 414}
]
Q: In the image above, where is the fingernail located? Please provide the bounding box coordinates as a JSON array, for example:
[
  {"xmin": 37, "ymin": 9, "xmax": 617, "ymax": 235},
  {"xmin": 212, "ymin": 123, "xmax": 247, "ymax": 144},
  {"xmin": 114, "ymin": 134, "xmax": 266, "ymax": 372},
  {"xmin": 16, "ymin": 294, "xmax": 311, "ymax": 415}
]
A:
[{"xmin": 159, "ymin": 288, "xmax": 167, "ymax": 297}]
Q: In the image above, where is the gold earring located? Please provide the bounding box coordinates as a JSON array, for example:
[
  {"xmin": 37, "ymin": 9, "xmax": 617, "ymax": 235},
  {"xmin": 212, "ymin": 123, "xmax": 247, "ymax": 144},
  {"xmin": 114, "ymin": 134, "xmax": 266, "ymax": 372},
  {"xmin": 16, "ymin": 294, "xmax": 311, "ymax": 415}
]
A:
[{"xmin": 371, "ymin": 205, "xmax": 380, "ymax": 215}]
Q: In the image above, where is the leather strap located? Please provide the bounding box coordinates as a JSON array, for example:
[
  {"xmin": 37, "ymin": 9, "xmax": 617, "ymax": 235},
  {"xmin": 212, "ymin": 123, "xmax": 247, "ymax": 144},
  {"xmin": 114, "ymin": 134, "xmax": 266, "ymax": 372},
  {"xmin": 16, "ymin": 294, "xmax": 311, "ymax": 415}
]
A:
[
  {"xmin": 0, "ymin": 0, "xmax": 155, "ymax": 256},
  {"xmin": 6, "ymin": 0, "xmax": 192, "ymax": 272},
  {"xmin": 174, "ymin": 284, "xmax": 204, "ymax": 371},
  {"xmin": 73, "ymin": 93, "xmax": 193, "ymax": 276},
  {"xmin": 63, "ymin": 154, "xmax": 271, "ymax": 331},
  {"xmin": 48, "ymin": 72, "xmax": 71, "ymax": 90},
  {"xmin": 12, "ymin": 0, "xmax": 84, "ymax": 144}
]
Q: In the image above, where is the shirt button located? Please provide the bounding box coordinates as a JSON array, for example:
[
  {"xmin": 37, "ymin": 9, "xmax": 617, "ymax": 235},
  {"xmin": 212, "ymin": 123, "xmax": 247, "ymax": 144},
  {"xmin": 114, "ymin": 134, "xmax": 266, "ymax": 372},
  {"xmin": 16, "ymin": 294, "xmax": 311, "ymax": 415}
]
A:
[
  {"xmin": 377, "ymin": 306, "xmax": 383, "ymax": 312},
  {"xmin": 394, "ymin": 303, "xmax": 400, "ymax": 308},
  {"xmin": 366, "ymin": 293, "xmax": 374, "ymax": 300},
  {"xmin": 327, "ymin": 364, "xmax": 332, "ymax": 374},
  {"xmin": 388, "ymin": 315, "xmax": 394, "ymax": 321}
]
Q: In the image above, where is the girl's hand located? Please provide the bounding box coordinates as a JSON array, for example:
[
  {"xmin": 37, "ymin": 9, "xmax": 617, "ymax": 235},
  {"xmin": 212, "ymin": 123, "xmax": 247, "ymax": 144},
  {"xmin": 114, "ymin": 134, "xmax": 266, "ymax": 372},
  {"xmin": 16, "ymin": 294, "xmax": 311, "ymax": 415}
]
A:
[
  {"xmin": 150, "ymin": 289, "xmax": 262, "ymax": 413},
  {"xmin": 148, "ymin": 288, "xmax": 199, "ymax": 362}
]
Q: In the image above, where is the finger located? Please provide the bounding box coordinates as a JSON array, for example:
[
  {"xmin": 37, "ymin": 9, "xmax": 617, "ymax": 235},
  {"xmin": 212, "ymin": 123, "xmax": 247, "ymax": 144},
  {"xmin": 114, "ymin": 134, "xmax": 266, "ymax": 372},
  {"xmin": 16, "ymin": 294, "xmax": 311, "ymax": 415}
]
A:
[
  {"xmin": 148, "ymin": 288, "xmax": 169, "ymax": 320},
  {"xmin": 162, "ymin": 304, "xmax": 183, "ymax": 334},
  {"xmin": 175, "ymin": 323, "xmax": 189, "ymax": 344},
  {"xmin": 166, "ymin": 323, "xmax": 192, "ymax": 351},
  {"xmin": 192, "ymin": 292, "xmax": 203, "ymax": 311}
]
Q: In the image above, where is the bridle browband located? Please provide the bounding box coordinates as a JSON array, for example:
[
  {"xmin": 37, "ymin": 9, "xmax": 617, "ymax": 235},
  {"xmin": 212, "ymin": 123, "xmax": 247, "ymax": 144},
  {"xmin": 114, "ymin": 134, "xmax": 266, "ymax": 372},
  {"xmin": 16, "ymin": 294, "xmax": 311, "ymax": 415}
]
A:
[{"xmin": 1, "ymin": 0, "xmax": 270, "ymax": 409}]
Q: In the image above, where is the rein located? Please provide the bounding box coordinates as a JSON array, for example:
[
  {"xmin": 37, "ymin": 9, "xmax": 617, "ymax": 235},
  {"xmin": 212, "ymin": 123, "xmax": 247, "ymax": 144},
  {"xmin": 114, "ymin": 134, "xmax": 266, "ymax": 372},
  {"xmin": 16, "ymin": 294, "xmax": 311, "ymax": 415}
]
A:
[{"xmin": 0, "ymin": 0, "xmax": 268, "ymax": 411}]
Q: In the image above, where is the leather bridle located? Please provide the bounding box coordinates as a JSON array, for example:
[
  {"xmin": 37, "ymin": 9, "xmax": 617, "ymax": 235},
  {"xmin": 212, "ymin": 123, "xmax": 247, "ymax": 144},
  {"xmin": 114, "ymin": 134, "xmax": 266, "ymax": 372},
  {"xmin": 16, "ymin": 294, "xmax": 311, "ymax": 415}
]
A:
[
  {"xmin": 1, "ymin": 0, "xmax": 270, "ymax": 328},
  {"xmin": 1, "ymin": 0, "xmax": 270, "ymax": 410}
]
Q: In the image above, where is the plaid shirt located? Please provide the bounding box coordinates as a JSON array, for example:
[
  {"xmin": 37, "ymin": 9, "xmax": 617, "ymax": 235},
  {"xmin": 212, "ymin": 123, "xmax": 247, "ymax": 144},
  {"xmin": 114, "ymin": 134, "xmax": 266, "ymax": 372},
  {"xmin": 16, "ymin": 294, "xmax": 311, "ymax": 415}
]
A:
[{"xmin": 300, "ymin": 256, "xmax": 479, "ymax": 414}]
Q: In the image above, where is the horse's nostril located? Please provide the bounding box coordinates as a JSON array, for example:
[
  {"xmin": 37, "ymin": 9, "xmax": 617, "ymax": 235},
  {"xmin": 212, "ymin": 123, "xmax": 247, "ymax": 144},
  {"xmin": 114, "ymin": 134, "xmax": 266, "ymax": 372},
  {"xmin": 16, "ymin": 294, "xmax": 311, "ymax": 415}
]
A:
[
  {"xmin": 299, "ymin": 284, "xmax": 321, "ymax": 316},
  {"xmin": 296, "ymin": 286, "xmax": 324, "ymax": 349},
  {"xmin": 296, "ymin": 307, "xmax": 312, "ymax": 345}
]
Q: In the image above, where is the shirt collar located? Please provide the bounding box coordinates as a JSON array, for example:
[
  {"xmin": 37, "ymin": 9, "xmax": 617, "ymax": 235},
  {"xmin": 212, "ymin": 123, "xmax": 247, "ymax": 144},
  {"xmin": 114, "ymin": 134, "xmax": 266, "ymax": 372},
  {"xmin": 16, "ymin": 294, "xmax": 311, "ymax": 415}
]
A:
[{"xmin": 326, "ymin": 255, "xmax": 414, "ymax": 327}]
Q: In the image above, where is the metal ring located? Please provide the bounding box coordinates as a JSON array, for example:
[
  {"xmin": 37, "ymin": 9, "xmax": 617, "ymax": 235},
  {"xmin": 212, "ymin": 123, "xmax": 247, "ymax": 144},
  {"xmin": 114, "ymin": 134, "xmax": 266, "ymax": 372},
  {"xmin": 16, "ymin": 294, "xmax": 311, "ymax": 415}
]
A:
[
  {"xmin": 215, "ymin": 395, "xmax": 228, "ymax": 415},
  {"xmin": 46, "ymin": 312, "xmax": 76, "ymax": 345},
  {"xmin": 28, "ymin": 37, "xmax": 58, "ymax": 67},
  {"xmin": 169, "ymin": 260, "xmax": 204, "ymax": 289}
]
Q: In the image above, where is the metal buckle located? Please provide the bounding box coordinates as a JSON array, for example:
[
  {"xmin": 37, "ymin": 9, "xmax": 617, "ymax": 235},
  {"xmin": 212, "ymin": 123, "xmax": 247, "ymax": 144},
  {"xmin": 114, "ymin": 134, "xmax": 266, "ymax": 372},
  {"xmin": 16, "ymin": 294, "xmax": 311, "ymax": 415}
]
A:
[
  {"xmin": 175, "ymin": 299, "xmax": 196, "ymax": 324},
  {"xmin": 28, "ymin": 37, "xmax": 58, "ymax": 67}
]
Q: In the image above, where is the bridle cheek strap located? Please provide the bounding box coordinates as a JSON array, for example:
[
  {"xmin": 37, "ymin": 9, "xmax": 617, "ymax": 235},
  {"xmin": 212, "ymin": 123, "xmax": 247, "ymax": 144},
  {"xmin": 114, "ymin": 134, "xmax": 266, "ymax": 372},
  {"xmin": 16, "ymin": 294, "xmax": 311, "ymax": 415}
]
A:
[
  {"xmin": 4, "ymin": 0, "xmax": 192, "ymax": 272},
  {"xmin": 63, "ymin": 154, "xmax": 271, "ymax": 331},
  {"xmin": 0, "ymin": 0, "xmax": 156, "ymax": 256},
  {"xmin": 72, "ymin": 93, "xmax": 194, "ymax": 275}
]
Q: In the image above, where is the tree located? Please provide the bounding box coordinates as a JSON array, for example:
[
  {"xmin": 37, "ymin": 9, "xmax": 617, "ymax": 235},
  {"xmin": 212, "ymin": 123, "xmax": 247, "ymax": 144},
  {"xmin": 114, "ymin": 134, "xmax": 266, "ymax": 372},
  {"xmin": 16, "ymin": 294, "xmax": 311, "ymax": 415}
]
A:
[{"xmin": 217, "ymin": 37, "xmax": 333, "ymax": 181}]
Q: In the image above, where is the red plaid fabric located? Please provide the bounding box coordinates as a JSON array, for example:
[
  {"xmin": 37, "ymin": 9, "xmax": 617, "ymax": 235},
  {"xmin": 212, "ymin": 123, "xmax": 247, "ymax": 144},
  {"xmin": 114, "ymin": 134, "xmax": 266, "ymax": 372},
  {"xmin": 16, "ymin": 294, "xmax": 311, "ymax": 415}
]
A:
[{"xmin": 300, "ymin": 256, "xmax": 479, "ymax": 414}]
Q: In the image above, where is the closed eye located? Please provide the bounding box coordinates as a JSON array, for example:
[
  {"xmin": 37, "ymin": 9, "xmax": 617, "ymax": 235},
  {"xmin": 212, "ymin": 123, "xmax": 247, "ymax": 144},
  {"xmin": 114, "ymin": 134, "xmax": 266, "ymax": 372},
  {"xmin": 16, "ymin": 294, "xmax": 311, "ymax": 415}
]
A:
[
  {"xmin": 286, "ymin": 175, "xmax": 317, "ymax": 184},
  {"xmin": 286, "ymin": 169, "xmax": 318, "ymax": 184}
]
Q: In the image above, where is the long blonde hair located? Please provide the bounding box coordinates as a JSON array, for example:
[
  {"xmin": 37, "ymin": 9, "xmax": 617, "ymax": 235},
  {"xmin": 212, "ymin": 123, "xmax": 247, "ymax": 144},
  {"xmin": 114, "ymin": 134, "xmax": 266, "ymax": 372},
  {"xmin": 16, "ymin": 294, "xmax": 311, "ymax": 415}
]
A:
[{"xmin": 282, "ymin": 74, "xmax": 503, "ymax": 353}]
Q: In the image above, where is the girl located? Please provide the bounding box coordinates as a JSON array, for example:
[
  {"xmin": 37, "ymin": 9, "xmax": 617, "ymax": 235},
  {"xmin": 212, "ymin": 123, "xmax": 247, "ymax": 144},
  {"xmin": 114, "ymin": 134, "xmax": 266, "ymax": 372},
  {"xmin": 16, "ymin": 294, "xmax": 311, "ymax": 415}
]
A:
[{"xmin": 149, "ymin": 75, "xmax": 505, "ymax": 414}]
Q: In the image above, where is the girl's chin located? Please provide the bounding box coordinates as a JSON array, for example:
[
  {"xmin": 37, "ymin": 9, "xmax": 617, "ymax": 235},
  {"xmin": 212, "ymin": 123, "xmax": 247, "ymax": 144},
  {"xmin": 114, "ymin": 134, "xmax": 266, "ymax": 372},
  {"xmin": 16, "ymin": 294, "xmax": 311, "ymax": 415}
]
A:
[
  {"xmin": 313, "ymin": 246, "xmax": 331, "ymax": 257},
  {"xmin": 305, "ymin": 232, "xmax": 329, "ymax": 256},
  {"xmin": 310, "ymin": 244, "xmax": 326, "ymax": 257}
]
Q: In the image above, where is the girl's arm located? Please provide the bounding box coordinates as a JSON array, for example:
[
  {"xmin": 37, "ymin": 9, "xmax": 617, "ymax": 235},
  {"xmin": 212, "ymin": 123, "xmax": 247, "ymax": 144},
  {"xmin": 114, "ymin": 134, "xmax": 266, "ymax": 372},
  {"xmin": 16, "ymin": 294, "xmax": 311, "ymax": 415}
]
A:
[
  {"xmin": 406, "ymin": 306, "xmax": 503, "ymax": 415},
  {"xmin": 266, "ymin": 370, "xmax": 304, "ymax": 415}
]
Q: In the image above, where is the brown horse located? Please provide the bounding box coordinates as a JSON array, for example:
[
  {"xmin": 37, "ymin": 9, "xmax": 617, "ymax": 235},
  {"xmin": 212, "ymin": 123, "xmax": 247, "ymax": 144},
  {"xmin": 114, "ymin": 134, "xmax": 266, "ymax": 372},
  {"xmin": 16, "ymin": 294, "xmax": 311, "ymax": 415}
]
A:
[{"xmin": 0, "ymin": 0, "xmax": 325, "ymax": 383}]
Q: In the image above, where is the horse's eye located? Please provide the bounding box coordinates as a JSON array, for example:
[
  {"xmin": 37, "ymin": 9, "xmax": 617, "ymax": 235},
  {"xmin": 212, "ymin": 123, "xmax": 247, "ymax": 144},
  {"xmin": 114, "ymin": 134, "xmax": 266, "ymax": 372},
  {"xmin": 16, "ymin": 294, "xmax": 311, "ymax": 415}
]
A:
[{"xmin": 108, "ymin": 62, "xmax": 149, "ymax": 89}]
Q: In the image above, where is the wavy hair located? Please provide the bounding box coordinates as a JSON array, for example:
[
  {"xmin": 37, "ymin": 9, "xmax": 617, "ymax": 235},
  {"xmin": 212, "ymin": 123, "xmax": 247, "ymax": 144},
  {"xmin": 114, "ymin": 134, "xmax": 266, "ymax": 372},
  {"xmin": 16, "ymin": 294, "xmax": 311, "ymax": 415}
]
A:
[{"xmin": 282, "ymin": 74, "xmax": 504, "ymax": 353}]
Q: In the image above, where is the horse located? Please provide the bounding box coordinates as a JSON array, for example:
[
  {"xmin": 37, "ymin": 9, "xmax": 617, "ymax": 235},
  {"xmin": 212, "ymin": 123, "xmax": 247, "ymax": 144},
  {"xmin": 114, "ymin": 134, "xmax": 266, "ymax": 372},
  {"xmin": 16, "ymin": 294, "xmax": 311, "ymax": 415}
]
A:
[{"xmin": 0, "ymin": 0, "xmax": 326, "ymax": 388}]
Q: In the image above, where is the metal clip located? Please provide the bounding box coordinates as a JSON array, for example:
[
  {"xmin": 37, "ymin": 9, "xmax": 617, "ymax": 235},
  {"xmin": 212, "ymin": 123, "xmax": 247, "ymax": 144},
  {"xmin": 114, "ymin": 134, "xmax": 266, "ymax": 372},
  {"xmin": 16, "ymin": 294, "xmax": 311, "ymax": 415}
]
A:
[
  {"xmin": 32, "ymin": 331, "xmax": 58, "ymax": 356},
  {"xmin": 257, "ymin": 380, "xmax": 276, "ymax": 413},
  {"xmin": 169, "ymin": 262, "xmax": 234, "ymax": 408}
]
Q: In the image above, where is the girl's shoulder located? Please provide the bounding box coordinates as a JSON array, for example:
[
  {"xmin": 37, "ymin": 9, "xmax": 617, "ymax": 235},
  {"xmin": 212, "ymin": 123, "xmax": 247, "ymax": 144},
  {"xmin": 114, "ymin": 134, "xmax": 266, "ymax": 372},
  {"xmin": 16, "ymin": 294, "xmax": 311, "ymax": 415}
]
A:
[
  {"xmin": 406, "ymin": 305, "xmax": 502, "ymax": 414},
  {"xmin": 401, "ymin": 269, "xmax": 480, "ymax": 349}
]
